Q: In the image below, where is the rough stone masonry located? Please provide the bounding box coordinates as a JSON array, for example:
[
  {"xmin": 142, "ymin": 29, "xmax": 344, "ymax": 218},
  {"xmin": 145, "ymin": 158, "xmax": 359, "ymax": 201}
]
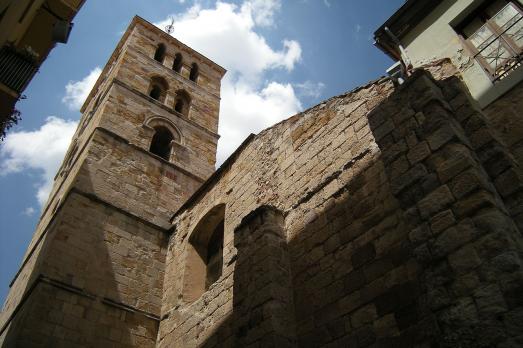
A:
[{"xmin": 1, "ymin": 16, "xmax": 523, "ymax": 348}]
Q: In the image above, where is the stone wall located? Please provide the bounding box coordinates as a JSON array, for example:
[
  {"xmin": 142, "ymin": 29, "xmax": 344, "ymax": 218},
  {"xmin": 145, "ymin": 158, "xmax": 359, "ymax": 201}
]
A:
[
  {"xmin": 483, "ymin": 80, "xmax": 523, "ymax": 232},
  {"xmin": 0, "ymin": 190, "xmax": 167, "ymax": 347},
  {"xmin": 1, "ymin": 16, "xmax": 227, "ymax": 347},
  {"xmin": 160, "ymin": 67, "xmax": 523, "ymax": 347}
]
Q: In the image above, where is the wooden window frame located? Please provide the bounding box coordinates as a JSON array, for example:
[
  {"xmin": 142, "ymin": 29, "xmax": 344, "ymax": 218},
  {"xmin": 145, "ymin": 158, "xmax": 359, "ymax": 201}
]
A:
[{"xmin": 457, "ymin": 0, "xmax": 523, "ymax": 81}]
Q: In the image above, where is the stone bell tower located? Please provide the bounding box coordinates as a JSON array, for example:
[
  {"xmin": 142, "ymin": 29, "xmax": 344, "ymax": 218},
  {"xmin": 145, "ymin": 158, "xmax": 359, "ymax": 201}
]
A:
[{"xmin": 0, "ymin": 16, "xmax": 225, "ymax": 347}]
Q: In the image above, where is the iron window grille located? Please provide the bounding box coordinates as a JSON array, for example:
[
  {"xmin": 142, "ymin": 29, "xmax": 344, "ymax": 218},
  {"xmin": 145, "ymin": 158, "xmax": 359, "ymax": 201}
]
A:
[
  {"xmin": 459, "ymin": 1, "xmax": 523, "ymax": 82},
  {"xmin": 0, "ymin": 46, "xmax": 38, "ymax": 94}
]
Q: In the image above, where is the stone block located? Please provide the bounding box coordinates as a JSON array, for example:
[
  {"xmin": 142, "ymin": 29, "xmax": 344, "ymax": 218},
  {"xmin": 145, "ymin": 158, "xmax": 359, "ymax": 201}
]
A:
[
  {"xmin": 449, "ymin": 168, "xmax": 489, "ymax": 199},
  {"xmin": 408, "ymin": 74, "xmax": 446, "ymax": 112},
  {"xmin": 473, "ymin": 284, "xmax": 508, "ymax": 316},
  {"xmin": 427, "ymin": 123, "xmax": 460, "ymax": 151},
  {"xmin": 373, "ymin": 313, "xmax": 399, "ymax": 338},
  {"xmin": 453, "ymin": 190, "xmax": 497, "ymax": 218},
  {"xmin": 431, "ymin": 221, "xmax": 477, "ymax": 259},
  {"xmin": 390, "ymin": 164, "xmax": 428, "ymax": 195},
  {"xmin": 495, "ymin": 169, "xmax": 522, "ymax": 198},
  {"xmin": 375, "ymin": 282, "xmax": 419, "ymax": 316},
  {"xmin": 448, "ymin": 245, "xmax": 482, "ymax": 274},
  {"xmin": 351, "ymin": 243, "xmax": 376, "ymax": 268},
  {"xmin": 407, "ymin": 141, "xmax": 431, "ymax": 165},
  {"xmin": 418, "ymin": 185, "xmax": 455, "ymax": 219},
  {"xmin": 430, "ymin": 209, "xmax": 456, "ymax": 235},
  {"xmin": 351, "ymin": 303, "xmax": 377, "ymax": 329},
  {"xmin": 343, "ymin": 270, "xmax": 366, "ymax": 294}
]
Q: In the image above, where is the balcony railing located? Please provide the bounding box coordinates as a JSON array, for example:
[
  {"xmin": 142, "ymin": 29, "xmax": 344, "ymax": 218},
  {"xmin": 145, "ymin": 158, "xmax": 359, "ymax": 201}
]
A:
[
  {"xmin": 469, "ymin": 3, "xmax": 523, "ymax": 81},
  {"xmin": 0, "ymin": 46, "xmax": 38, "ymax": 94}
]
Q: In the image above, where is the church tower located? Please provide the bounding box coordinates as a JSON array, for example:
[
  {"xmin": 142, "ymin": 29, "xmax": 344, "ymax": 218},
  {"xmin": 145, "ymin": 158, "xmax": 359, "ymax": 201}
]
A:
[{"xmin": 0, "ymin": 16, "xmax": 225, "ymax": 347}]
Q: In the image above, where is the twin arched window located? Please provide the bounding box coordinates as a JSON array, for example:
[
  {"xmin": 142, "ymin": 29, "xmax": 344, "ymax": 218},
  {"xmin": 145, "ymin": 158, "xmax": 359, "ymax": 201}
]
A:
[
  {"xmin": 147, "ymin": 77, "xmax": 192, "ymax": 117},
  {"xmin": 153, "ymin": 43, "xmax": 201, "ymax": 85}
]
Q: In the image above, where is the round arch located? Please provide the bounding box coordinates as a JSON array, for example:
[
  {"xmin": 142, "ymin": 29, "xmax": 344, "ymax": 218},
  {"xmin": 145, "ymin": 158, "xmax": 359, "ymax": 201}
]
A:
[
  {"xmin": 148, "ymin": 76, "xmax": 169, "ymax": 103},
  {"xmin": 182, "ymin": 203, "xmax": 226, "ymax": 303},
  {"xmin": 144, "ymin": 115, "xmax": 183, "ymax": 145},
  {"xmin": 174, "ymin": 89, "xmax": 191, "ymax": 116}
]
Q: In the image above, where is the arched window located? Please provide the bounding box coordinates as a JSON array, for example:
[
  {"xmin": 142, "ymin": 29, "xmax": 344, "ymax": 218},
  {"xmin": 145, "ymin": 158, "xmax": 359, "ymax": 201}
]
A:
[
  {"xmin": 174, "ymin": 90, "xmax": 191, "ymax": 116},
  {"xmin": 149, "ymin": 85, "xmax": 161, "ymax": 100},
  {"xmin": 183, "ymin": 204, "xmax": 225, "ymax": 302},
  {"xmin": 205, "ymin": 219, "xmax": 224, "ymax": 288},
  {"xmin": 173, "ymin": 53, "xmax": 183, "ymax": 73},
  {"xmin": 189, "ymin": 63, "xmax": 199, "ymax": 82},
  {"xmin": 149, "ymin": 126, "xmax": 173, "ymax": 161},
  {"xmin": 148, "ymin": 76, "xmax": 169, "ymax": 103},
  {"xmin": 154, "ymin": 43, "xmax": 166, "ymax": 63}
]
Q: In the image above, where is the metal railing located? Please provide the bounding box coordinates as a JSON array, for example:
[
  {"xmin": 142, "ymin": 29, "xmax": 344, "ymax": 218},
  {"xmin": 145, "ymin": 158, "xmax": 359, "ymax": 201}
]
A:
[
  {"xmin": 471, "ymin": 6, "xmax": 523, "ymax": 81},
  {"xmin": 0, "ymin": 46, "xmax": 38, "ymax": 94}
]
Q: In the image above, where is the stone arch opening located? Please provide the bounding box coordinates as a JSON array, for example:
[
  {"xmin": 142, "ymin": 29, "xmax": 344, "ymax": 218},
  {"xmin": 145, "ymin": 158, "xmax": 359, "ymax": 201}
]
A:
[
  {"xmin": 154, "ymin": 43, "xmax": 166, "ymax": 63},
  {"xmin": 189, "ymin": 62, "xmax": 199, "ymax": 82},
  {"xmin": 173, "ymin": 53, "xmax": 183, "ymax": 73},
  {"xmin": 149, "ymin": 126, "xmax": 173, "ymax": 161},
  {"xmin": 144, "ymin": 116, "xmax": 182, "ymax": 144},
  {"xmin": 174, "ymin": 90, "xmax": 191, "ymax": 116},
  {"xmin": 182, "ymin": 204, "xmax": 225, "ymax": 303},
  {"xmin": 148, "ymin": 76, "xmax": 169, "ymax": 103}
]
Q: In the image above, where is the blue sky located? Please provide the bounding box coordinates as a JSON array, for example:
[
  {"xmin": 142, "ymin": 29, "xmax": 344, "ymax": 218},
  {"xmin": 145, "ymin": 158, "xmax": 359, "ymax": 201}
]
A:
[{"xmin": 0, "ymin": 0, "xmax": 404, "ymax": 303}]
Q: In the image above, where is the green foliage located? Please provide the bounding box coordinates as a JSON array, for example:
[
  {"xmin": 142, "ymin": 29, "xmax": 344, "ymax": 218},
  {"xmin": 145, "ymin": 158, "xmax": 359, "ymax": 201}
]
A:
[{"xmin": 0, "ymin": 108, "xmax": 21, "ymax": 141}]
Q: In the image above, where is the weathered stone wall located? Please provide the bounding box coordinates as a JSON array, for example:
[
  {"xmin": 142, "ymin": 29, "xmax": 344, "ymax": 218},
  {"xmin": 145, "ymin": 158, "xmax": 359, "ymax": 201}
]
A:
[
  {"xmin": 1, "ymin": 279, "xmax": 158, "ymax": 347},
  {"xmin": 484, "ymin": 80, "xmax": 523, "ymax": 168},
  {"xmin": 1, "ymin": 191, "xmax": 167, "ymax": 347},
  {"xmin": 160, "ymin": 67, "xmax": 523, "ymax": 347},
  {"xmin": 483, "ymin": 80, "xmax": 523, "ymax": 232},
  {"xmin": 75, "ymin": 129, "xmax": 204, "ymax": 227},
  {"xmin": 121, "ymin": 24, "xmax": 223, "ymax": 135},
  {"xmin": 97, "ymin": 82, "xmax": 218, "ymax": 181},
  {"xmin": 1, "ymin": 16, "xmax": 225, "ymax": 347}
]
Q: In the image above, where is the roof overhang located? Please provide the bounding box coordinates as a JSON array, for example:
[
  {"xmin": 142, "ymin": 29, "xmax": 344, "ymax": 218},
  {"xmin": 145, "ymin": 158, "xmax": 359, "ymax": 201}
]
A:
[{"xmin": 374, "ymin": 0, "xmax": 444, "ymax": 60}]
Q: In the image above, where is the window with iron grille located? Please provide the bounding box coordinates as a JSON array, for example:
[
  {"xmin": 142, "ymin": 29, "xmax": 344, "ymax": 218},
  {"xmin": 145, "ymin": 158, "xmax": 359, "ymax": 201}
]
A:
[{"xmin": 456, "ymin": 0, "xmax": 523, "ymax": 81}]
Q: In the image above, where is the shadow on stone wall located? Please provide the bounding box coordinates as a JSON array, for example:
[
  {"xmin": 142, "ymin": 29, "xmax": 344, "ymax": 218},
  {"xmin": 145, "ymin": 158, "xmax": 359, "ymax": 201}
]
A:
[
  {"xmin": 1, "ymin": 139, "xmax": 166, "ymax": 346},
  {"xmin": 190, "ymin": 206, "xmax": 296, "ymax": 348},
  {"xmin": 196, "ymin": 70, "xmax": 523, "ymax": 348}
]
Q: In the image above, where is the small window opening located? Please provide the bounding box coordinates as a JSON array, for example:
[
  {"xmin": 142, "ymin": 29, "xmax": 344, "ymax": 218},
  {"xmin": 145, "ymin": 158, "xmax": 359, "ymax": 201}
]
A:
[
  {"xmin": 149, "ymin": 85, "xmax": 161, "ymax": 100},
  {"xmin": 182, "ymin": 204, "xmax": 225, "ymax": 302},
  {"xmin": 154, "ymin": 43, "xmax": 166, "ymax": 63},
  {"xmin": 174, "ymin": 90, "xmax": 191, "ymax": 116},
  {"xmin": 189, "ymin": 63, "xmax": 199, "ymax": 82},
  {"xmin": 173, "ymin": 53, "xmax": 183, "ymax": 73},
  {"xmin": 175, "ymin": 100, "xmax": 184, "ymax": 114},
  {"xmin": 148, "ymin": 76, "xmax": 169, "ymax": 103},
  {"xmin": 206, "ymin": 220, "xmax": 224, "ymax": 289},
  {"xmin": 149, "ymin": 126, "xmax": 173, "ymax": 161}
]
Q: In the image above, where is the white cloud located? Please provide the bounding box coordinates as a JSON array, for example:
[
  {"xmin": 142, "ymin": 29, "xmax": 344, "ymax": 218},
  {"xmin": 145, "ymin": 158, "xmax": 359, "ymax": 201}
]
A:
[
  {"xmin": 241, "ymin": 0, "xmax": 281, "ymax": 27},
  {"xmin": 218, "ymin": 81, "xmax": 302, "ymax": 161},
  {"xmin": 22, "ymin": 207, "xmax": 36, "ymax": 217},
  {"xmin": 295, "ymin": 81, "xmax": 326, "ymax": 99},
  {"xmin": 155, "ymin": 1, "xmax": 301, "ymax": 83},
  {"xmin": 155, "ymin": 0, "xmax": 313, "ymax": 164},
  {"xmin": 62, "ymin": 67, "xmax": 102, "ymax": 110},
  {"xmin": 323, "ymin": 0, "xmax": 331, "ymax": 8},
  {"xmin": 0, "ymin": 117, "xmax": 78, "ymax": 206}
]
